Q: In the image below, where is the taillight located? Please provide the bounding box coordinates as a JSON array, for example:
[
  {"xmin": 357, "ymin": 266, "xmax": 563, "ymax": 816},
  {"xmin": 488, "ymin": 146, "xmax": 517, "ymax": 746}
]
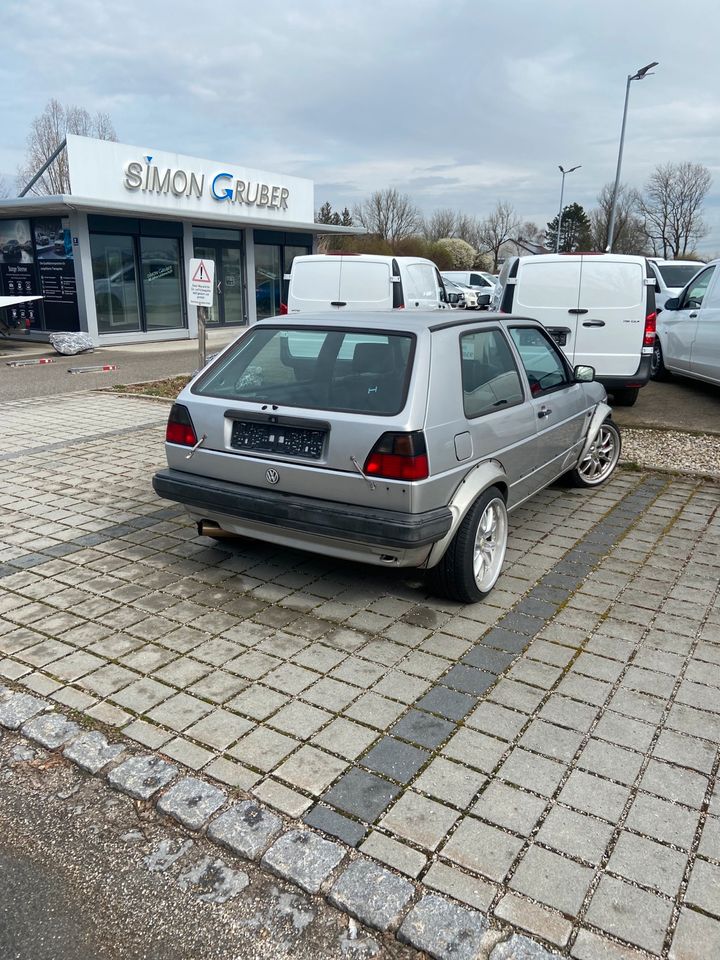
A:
[
  {"xmin": 643, "ymin": 310, "xmax": 657, "ymax": 347},
  {"xmin": 279, "ymin": 302, "xmax": 288, "ymax": 315},
  {"xmin": 166, "ymin": 404, "xmax": 197, "ymax": 446},
  {"xmin": 364, "ymin": 432, "xmax": 429, "ymax": 481}
]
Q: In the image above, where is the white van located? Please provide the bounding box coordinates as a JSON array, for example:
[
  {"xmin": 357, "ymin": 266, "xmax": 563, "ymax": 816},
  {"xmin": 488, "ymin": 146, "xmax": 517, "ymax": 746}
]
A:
[
  {"xmin": 653, "ymin": 259, "xmax": 720, "ymax": 386},
  {"xmin": 286, "ymin": 254, "xmax": 448, "ymax": 313},
  {"xmin": 647, "ymin": 259, "xmax": 705, "ymax": 311},
  {"xmin": 492, "ymin": 253, "xmax": 656, "ymax": 406}
]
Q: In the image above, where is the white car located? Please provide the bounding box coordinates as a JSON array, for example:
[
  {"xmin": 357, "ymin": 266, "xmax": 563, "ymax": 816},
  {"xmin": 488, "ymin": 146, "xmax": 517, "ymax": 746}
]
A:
[
  {"xmin": 648, "ymin": 259, "xmax": 705, "ymax": 311},
  {"xmin": 652, "ymin": 259, "xmax": 720, "ymax": 386},
  {"xmin": 442, "ymin": 270, "xmax": 497, "ymax": 299}
]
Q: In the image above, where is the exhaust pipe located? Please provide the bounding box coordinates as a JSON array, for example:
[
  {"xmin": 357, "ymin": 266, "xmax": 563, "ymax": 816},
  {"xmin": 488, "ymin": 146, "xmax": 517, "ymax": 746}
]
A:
[{"xmin": 197, "ymin": 520, "xmax": 237, "ymax": 539}]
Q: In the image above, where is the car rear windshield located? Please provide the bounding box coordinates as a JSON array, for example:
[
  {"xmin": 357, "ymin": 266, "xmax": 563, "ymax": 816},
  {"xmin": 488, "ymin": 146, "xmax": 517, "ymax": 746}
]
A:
[
  {"xmin": 192, "ymin": 326, "xmax": 415, "ymax": 415},
  {"xmin": 657, "ymin": 263, "xmax": 703, "ymax": 288}
]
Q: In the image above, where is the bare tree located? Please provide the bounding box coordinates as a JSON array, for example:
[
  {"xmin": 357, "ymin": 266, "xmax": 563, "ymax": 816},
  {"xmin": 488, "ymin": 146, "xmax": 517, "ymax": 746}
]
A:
[
  {"xmin": 639, "ymin": 161, "xmax": 711, "ymax": 258},
  {"xmin": 477, "ymin": 201, "xmax": 520, "ymax": 271},
  {"xmin": 591, "ymin": 183, "xmax": 646, "ymax": 254},
  {"xmin": 505, "ymin": 221, "xmax": 547, "ymax": 256},
  {"xmin": 0, "ymin": 175, "xmax": 12, "ymax": 198},
  {"xmin": 422, "ymin": 208, "xmax": 457, "ymax": 241},
  {"xmin": 18, "ymin": 98, "xmax": 117, "ymax": 196},
  {"xmin": 453, "ymin": 213, "xmax": 479, "ymax": 247},
  {"xmin": 353, "ymin": 188, "xmax": 421, "ymax": 244}
]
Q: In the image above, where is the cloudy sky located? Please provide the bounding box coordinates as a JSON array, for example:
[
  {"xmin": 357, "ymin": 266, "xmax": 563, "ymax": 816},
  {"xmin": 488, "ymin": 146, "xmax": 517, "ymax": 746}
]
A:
[{"xmin": 3, "ymin": 0, "xmax": 720, "ymax": 251}]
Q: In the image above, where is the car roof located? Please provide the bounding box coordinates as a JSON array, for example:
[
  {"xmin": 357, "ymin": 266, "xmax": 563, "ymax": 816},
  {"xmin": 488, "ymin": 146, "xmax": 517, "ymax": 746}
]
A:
[
  {"xmin": 256, "ymin": 311, "xmax": 540, "ymax": 334},
  {"xmin": 649, "ymin": 258, "xmax": 707, "ymax": 266}
]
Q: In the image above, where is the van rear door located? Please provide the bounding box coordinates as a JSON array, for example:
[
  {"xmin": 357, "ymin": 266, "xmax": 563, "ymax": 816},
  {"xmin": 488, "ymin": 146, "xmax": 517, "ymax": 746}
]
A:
[
  {"xmin": 575, "ymin": 258, "xmax": 645, "ymax": 375},
  {"xmin": 511, "ymin": 259, "xmax": 581, "ymax": 359},
  {"xmin": 287, "ymin": 258, "xmax": 341, "ymax": 312},
  {"xmin": 337, "ymin": 258, "xmax": 394, "ymax": 310}
]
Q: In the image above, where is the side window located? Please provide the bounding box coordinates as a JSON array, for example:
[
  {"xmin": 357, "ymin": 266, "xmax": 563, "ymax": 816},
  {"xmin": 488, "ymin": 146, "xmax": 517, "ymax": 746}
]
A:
[
  {"xmin": 509, "ymin": 326, "xmax": 570, "ymax": 396},
  {"xmin": 681, "ymin": 266, "xmax": 715, "ymax": 309},
  {"xmin": 460, "ymin": 329, "xmax": 524, "ymax": 418}
]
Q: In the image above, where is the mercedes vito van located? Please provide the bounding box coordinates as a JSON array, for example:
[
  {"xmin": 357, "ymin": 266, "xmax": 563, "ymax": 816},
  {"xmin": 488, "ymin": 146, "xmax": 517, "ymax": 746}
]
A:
[
  {"xmin": 492, "ymin": 253, "xmax": 656, "ymax": 406},
  {"xmin": 286, "ymin": 254, "xmax": 449, "ymax": 313}
]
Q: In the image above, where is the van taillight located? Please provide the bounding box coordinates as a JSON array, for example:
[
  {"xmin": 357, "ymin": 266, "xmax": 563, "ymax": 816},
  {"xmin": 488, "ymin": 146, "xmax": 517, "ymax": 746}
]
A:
[
  {"xmin": 364, "ymin": 432, "xmax": 429, "ymax": 481},
  {"xmin": 643, "ymin": 310, "xmax": 657, "ymax": 347},
  {"xmin": 166, "ymin": 404, "xmax": 197, "ymax": 446},
  {"xmin": 280, "ymin": 302, "xmax": 288, "ymax": 315}
]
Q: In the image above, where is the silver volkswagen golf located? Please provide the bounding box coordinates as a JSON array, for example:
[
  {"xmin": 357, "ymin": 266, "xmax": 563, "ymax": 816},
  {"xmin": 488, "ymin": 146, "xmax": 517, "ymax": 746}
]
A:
[{"xmin": 153, "ymin": 311, "xmax": 621, "ymax": 603}]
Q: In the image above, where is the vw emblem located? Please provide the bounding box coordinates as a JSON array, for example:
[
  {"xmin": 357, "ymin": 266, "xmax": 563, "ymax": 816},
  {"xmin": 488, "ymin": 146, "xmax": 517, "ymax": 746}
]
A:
[{"xmin": 265, "ymin": 468, "xmax": 280, "ymax": 485}]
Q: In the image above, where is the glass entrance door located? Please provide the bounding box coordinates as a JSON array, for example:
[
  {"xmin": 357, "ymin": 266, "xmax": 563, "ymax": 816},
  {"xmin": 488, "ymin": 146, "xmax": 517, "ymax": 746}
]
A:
[{"xmin": 192, "ymin": 232, "xmax": 246, "ymax": 326}]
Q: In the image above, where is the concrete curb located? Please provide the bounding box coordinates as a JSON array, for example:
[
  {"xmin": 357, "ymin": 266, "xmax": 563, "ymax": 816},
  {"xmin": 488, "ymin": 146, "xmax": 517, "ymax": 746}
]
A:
[{"xmin": 0, "ymin": 683, "xmax": 567, "ymax": 960}]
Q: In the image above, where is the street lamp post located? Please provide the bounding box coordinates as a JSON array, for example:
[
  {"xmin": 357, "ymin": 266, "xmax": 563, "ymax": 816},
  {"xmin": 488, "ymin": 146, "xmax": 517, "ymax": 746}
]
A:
[
  {"xmin": 556, "ymin": 165, "xmax": 581, "ymax": 254},
  {"xmin": 606, "ymin": 60, "xmax": 658, "ymax": 252}
]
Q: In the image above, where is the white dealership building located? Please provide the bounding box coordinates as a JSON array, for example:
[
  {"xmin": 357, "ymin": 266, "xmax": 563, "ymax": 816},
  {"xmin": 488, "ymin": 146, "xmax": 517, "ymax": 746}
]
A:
[{"xmin": 0, "ymin": 135, "xmax": 354, "ymax": 343}]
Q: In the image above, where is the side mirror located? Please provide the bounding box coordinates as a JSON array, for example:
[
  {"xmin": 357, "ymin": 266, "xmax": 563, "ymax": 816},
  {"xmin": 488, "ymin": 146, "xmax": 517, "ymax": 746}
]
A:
[
  {"xmin": 477, "ymin": 294, "xmax": 491, "ymax": 308},
  {"xmin": 664, "ymin": 296, "xmax": 680, "ymax": 311},
  {"xmin": 574, "ymin": 364, "xmax": 595, "ymax": 382}
]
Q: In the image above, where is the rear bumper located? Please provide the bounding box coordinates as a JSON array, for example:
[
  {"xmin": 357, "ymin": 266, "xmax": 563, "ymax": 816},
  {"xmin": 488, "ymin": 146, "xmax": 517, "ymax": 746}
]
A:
[
  {"xmin": 153, "ymin": 469, "xmax": 453, "ymax": 550},
  {"xmin": 597, "ymin": 354, "xmax": 652, "ymax": 392}
]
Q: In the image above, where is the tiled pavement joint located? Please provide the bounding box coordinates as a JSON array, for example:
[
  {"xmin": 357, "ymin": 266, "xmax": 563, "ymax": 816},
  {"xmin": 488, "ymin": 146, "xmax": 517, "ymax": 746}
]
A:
[{"xmin": 308, "ymin": 474, "xmax": 672, "ymax": 846}]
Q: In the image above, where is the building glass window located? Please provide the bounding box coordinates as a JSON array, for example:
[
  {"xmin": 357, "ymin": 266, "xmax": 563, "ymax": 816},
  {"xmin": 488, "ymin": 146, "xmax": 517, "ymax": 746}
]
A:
[
  {"xmin": 255, "ymin": 244, "xmax": 282, "ymax": 319},
  {"xmin": 141, "ymin": 236, "xmax": 183, "ymax": 331},
  {"xmin": 254, "ymin": 236, "xmax": 312, "ymax": 319},
  {"xmin": 91, "ymin": 234, "xmax": 141, "ymax": 334},
  {"xmin": 89, "ymin": 218, "xmax": 186, "ymax": 335}
]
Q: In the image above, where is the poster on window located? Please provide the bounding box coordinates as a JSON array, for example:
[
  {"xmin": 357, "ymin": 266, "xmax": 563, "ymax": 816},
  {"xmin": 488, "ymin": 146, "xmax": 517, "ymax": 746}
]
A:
[
  {"xmin": 33, "ymin": 217, "xmax": 73, "ymax": 260},
  {"xmin": 0, "ymin": 219, "xmax": 33, "ymax": 264},
  {"xmin": 0, "ymin": 261, "xmax": 40, "ymax": 330}
]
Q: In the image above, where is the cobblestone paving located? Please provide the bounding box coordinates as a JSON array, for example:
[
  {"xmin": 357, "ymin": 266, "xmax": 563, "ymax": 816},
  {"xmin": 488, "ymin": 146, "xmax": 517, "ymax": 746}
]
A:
[{"xmin": 1, "ymin": 393, "xmax": 719, "ymax": 957}]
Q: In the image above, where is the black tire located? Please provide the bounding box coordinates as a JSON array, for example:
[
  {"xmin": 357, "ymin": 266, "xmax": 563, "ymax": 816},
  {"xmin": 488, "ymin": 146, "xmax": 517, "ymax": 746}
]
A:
[
  {"xmin": 426, "ymin": 486, "xmax": 508, "ymax": 604},
  {"xmin": 567, "ymin": 419, "xmax": 621, "ymax": 488},
  {"xmin": 651, "ymin": 339, "xmax": 671, "ymax": 381},
  {"xmin": 611, "ymin": 387, "xmax": 639, "ymax": 407}
]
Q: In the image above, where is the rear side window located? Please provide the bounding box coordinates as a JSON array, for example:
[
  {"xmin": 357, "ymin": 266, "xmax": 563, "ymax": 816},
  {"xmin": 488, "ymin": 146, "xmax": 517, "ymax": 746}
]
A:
[
  {"xmin": 579, "ymin": 261, "xmax": 643, "ymax": 308},
  {"xmin": 460, "ymin": 329, "xmax": 524, "ymax": 418},
  {"xmin": 193, "ymin": 327, "xmax": 415, "ymax": 415},
  {"xmin": 657, "ymin": 263, "xmax": 703, "ymax": 288}
]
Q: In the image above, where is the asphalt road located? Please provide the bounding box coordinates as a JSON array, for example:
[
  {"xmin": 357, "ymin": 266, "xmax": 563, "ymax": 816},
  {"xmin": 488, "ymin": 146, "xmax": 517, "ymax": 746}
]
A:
[
  {"xmin": 0, "ymin": 331, "xmax": 239, "ymax": 402},
  {"xmin": 0, "ymin": 731, "xmax": 411, "ymax": 960}
]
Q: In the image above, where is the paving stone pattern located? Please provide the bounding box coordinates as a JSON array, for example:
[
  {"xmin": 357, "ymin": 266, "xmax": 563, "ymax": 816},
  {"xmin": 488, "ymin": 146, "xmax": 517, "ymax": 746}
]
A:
[{"xmin": 1, "ymin": 393, "xmax": 720, "ymax": 956}]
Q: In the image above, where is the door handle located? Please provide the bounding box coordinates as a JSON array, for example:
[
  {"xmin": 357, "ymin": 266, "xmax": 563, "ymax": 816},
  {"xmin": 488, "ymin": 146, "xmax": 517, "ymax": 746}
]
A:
[
  {"xmin": 582, "ymin": 320, "xmax": 606, "ymax": 327},
  {"xmin": 689, "ymin": 312, "xmax": 698, "ymax": 318},
  {"xmin": 330, "ymin": 301, "xmax": 347, "ymax": 307},
  {"xmin": 568, "ymin": 308, "xmax": 588, "ymax": 315},
  {"xmin": 538, "ymin": 408, "xmax": 552, "ymax": 419}
]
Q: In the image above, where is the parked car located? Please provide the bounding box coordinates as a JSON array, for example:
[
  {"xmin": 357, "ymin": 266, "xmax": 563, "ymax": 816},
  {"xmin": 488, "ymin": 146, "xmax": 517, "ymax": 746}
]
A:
[
  {"xmin": 648, "ymin": 259, "xmax": 705, "ymax": 311},
  {"xmin": 286, "ymin": 254, "xmax": 448, "ymax": 313},
  {"xmin": 153, "ymin": 311, "xmax": 620, "ymax": 603},
  {"xmin": 492, "ymin": 253, "xmax": 656, "ymax": 406},
  {"xmin": 442, "ymin": 277, "xmax": 467, "ymax": 308},
  {"xmin": 441, "ymin": 275, "xmax": 486, "ymax": 309},
  {"xmin": 651, "ymin": 259, "xmax": 720, "ymax": 386},
  {"xmin": 442, "ymin": 270, "xmax": 497, "ymax": 297}
]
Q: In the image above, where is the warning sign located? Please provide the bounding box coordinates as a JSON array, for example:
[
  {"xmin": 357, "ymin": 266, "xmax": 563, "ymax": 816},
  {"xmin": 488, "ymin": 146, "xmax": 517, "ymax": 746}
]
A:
[{"xmin": 188, "ymin": 258, "xmax": 215, "ymax": 306}]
